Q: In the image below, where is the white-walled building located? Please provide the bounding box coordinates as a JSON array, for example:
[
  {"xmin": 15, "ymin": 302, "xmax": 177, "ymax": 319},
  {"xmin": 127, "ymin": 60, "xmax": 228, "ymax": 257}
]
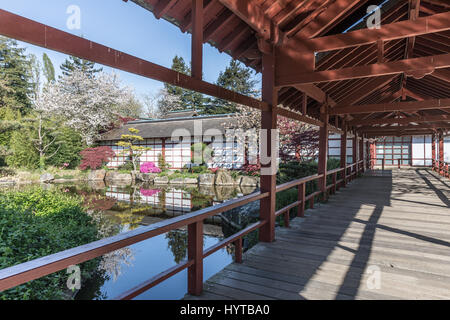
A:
[{"xmin": 99, "ymin": 111, "xmax": 250, "ymax": 170}]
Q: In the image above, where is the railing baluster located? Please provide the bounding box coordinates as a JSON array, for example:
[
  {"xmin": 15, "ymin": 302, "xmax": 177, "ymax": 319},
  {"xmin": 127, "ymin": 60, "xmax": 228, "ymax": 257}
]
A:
[{"xmin": 187, "ymin": 221, "xmax": 203, "ymax": 296}]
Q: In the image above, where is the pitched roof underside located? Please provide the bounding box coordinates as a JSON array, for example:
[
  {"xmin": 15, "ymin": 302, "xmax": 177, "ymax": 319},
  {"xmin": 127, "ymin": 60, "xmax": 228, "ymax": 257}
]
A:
[{"xmin": 131, "ymin": 0, "xmax": 449, "ymax": 136}]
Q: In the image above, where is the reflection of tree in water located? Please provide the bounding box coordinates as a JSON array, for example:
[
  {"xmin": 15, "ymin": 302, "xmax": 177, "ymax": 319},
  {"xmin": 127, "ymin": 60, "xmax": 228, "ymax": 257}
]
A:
[
  {"xmin": 166, "ymin": 230, "xmax": 188, "ymax": 264},
  {"xmin": 98, "ymin": 247, "xmax": 135, "ymax": 282}
]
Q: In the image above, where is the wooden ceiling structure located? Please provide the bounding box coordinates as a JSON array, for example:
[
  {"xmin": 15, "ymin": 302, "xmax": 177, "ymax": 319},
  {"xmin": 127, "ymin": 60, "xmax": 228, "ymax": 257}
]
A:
[
  {"xmin": 0, "ymin": 0, "xmax": 448, "ymax": 138},
  {"xmin": 128, "ymin": 0, "xmax": 450, "ymax": 138}
]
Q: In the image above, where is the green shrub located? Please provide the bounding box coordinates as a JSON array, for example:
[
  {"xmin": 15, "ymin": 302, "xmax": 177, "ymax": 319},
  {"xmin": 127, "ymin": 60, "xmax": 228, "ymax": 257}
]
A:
[
  {"xmin": 6, "ymin": 129, "xmax": 40, "ymax": 169},
  {"xmin": 0, "ymin": 188, "xmax": 100, "ymax": 300},
  {"xmin": 46, "ymin": 127, "xmax": 84, "ymax": 169},
  {"xmin": 275, "ymin": 159, "xmax": 343, "ymax": 224},
  {"xmin": 117, "ymin": 161, "xmax": 134, "ymax": 172}
]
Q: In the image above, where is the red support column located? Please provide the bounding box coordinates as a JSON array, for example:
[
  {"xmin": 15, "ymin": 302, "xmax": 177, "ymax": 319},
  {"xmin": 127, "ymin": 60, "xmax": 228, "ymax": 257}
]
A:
[
  {"xmin": 359, "ymin": 135, "xmax": 364, "ymax": 172},
  {"xmin": 370, "ymin": 141, "xmax": 376, "ymax": 169},
  {"xmin": 353, "ymin": 132, "xmax": 359, "ymax": 176},
  {"xmin": 318, "ymin": 108, "xmax": 329, "ymax": 200},
  {"xmin": 340, "ymin": 123, "xmax": 347, "ymax": 187},
  {"xmin": 431, "ymin": 133, "xmax": 436, "ymax": 171},
  {"xmin": 439, "ymin": 132, "xmax": 444, "ymax": 175},
  {"xmin": 191, "ymin": 0, "xmax": 203, "ymax": 80},
  {"xmin": 187, "ymin": 221, "xmax": 203, "ymax": 295},
  {"xmin": 259, "ymin": 50, "xmax": 277, "ymax": 243}
]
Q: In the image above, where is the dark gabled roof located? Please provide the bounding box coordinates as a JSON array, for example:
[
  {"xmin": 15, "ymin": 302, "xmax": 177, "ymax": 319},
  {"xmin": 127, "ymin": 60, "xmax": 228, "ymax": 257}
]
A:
[{"xmin": 99, "ymin": 114, "xmax": 238, "ymax": 140}]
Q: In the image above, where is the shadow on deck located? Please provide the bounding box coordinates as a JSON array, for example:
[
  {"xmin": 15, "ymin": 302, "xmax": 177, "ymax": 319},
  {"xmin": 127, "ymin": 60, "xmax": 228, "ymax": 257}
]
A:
[{"xmin": 184, "ymin": 168, "xmax": 450, "ymax": 300}]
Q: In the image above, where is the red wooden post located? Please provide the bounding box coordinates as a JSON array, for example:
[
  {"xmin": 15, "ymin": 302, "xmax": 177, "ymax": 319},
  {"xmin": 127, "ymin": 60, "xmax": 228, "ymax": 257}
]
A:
[
  {"xmin": 318, "ymin": 107, "xmax": 329, "ymax": 201},
  {"xmin": 187, "ymin": 221, "xmax": 203, "ymax": 295},
  {"xmin": 259, "ymin": 49, "xmax": 277, "ymax": 243},
  {"xmin": 439, "ymin": 132, "xmax": 444, "ymax": 175},
  {"xmin": 431, "ymin": 133, "xmax": 436, "ymax": 171},
  {"xmin": 398, "ymin": 158, "xmax": 401, "ymax": 169},
  {"xmin": 354, "ymin": 132, "xmax": 359, "ymax": 176},
  {"xmin": 340, "ymin": 123, "xmax": 347, "ymax": 187},
  {"xmin": 382, "ymin": 158, "xmax": 385, "ymax": 171},
  {"xmin": 297, "ymin": 183, "xmax": 305, "ymax": 217},
  {"xmin": 284, "ymin": 211, "xmax": 290, "ymax": 228},
  {"xmin": 191, "ymin": 0, "xmax": 203, "ymax": 80},
  {"xmin": 234, "ymin": 238, "xmax": 242, "ymax": 264},
  {"xmin": 310, "ymin": 196, "xmax": 314, "ymax": 209},
  {"xmin": 370, "ymin": 141, "xmax": 376, "ymax": 169},
  {"xmin": 359, "ymin": 135, "xmax": 364, "ymax": 172}
]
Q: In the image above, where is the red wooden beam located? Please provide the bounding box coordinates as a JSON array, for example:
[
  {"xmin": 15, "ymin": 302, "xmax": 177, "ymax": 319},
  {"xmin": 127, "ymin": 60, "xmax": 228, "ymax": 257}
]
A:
[
  {"xmin": 358, "ymin": 123, "xmax": 450, "ymax": 132},
  {"xmin": 153, "ymin": 0, "xmax": 178, "ymax": 19},
  {"xmin": 275, "ymin": 107, "xmax": 323, "ymax": 127},
  {"xmin": 277, "ymin": 53, "xmax": 450, "ymax": 86},
  {"xmin": 0, "ymin": 9, "xmax": 267, "ymax": 111},
  {"xmin": 218, "ymin": 0, "xmax": 272, "ymax": 41},
  {"xmin": 191, "ymin": 0, "xmax": 203, "ymax": 80},
  {"xmin": 432, "ymin": 69, "xmax": 450, "ymax": 82},
  {"xmin": 296, "ymin": 0, "xmax": 366, "ymax": 39},
  {"xmin": 303, "ymin": 11, "xmax": 450, "ymax": 53},
  {"xmin": 330, "ymin": 98, "xmax": 450, "ymax": 115},
  {"xmin": 349, "ymin": 114, "xmax": 450, "ymax": 126}
]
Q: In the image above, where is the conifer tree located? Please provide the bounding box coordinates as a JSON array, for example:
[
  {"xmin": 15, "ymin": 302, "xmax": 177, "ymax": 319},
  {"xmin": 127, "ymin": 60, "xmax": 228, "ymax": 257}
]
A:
[
  {"xmin": 206, "ymin": 59, "xmax": 258, "ymax": 114},
  {"xmin": 42, "ymin": 53, "xmax": 55, "ymax": 83},
  {"xmin": 0, "ymin": 36, "xmax": 33, "ymax": 115},
  {"xmin": 60, "ymin": 55, "xmax": 102, "ymax": 78},
  {"xmin": 159, "ymin": 55, "xmax": 205, "ymax": 113}
]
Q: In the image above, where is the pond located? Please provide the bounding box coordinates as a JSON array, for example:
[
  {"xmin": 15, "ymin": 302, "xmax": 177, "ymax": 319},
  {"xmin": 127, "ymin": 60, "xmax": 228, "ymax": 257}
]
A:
[{"xmin": 4, "ymin": 181, "xmax": 260, "ymax": 300}]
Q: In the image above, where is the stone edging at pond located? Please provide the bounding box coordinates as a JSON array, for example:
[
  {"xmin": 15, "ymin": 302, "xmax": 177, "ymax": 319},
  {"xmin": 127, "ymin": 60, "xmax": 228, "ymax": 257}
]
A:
[
  {"xmin": 0, "ymin": 168, "xmax": 260, "ymax": 188},
  {"xmin": 91, "ymin": 169, "xmax": 260, "ymax": 188}
]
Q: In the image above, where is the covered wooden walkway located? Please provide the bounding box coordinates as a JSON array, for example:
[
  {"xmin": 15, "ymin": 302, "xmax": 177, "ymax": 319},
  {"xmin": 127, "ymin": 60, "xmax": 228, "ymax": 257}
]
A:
[{"xmin": 186, "ymin": 168, "xmax": 450, "ymax": 300}]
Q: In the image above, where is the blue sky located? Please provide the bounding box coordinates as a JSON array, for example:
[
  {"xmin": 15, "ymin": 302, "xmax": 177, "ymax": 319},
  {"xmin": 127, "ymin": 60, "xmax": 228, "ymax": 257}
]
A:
[{"xmin": 0, "ymin": 0, "xmax": 257, "ymax": 102}]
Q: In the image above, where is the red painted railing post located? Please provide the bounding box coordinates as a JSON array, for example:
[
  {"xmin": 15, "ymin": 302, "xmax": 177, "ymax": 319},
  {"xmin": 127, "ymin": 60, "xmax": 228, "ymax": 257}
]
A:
[
  {"xmin": 187, "ymin": 221, "xmax": 203, "ymax": 296},
  {"xmin": 398, "ymin": 159, "xmax": 401, "ymax": 169},
  {"xmin": 382, "ymin": 158, "xmax": 385, "ymax": 171},
  {"xmin": 297, "ymin": 183, "xmax": 305, "ymax": 217},
  {"xmin": 284, "ymin": 211, "xmax": 290, "ymax": 228},
  {"xmin": 234, "ymin": 238, "xmax": 242, "ymax": 264}
]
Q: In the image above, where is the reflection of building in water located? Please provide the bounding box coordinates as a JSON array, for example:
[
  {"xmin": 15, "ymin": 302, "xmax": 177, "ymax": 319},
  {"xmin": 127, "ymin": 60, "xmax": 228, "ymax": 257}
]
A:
[
  {"xmin": 98, "ymin": 110, "xmax": 253, "ymax": 170},
  {"xmin": 105, "ymin": 186, "xmax": 223, "ymax": 230},
  {"xmin": 106, "ymin": 186, "xmax": 192, "ymax": 214}
]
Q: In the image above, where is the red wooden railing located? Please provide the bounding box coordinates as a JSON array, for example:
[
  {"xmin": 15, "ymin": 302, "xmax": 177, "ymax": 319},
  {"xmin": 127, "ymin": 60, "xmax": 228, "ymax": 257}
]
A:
[
  {"xmin": 369, "ymin": 157, "xmax": 450, "ymax": 180},
  {"xmin": 0, "ymin": 160, "xmax": 365, "ymax": 299}
]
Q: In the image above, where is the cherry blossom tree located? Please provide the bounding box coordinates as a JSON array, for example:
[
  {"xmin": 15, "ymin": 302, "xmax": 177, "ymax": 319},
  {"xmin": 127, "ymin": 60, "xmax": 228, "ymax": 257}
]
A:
[{"xmin": 35, "ymin": 70, "xmax": 134, "ymax": 145}]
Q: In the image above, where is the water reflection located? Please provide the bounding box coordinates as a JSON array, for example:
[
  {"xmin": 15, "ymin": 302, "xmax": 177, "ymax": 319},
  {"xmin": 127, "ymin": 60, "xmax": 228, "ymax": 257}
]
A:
[{"xmin": 44, "ymin": 181, "xmax": 258, "ymax": 300}]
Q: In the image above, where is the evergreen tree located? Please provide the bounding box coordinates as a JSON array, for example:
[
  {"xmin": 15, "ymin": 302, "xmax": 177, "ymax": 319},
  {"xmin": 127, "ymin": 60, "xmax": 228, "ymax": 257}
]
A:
[
  {"xmin": 159, "ymin": 55, "xmax": 205, "ymax": 113},
  {"xmin": 205, "ymin": 59, "xmax": 259, "ymax": 114},
  {"xmin": 60, "ymin": 55, "xmax": 102, "ymax": 78},
  {"xmin": 42, "ymin": 53, "xmax": 55, "ymax": 83},
  {"xmin": 0, "ymin": 36, "xmax": 33, "ymax": 115}
]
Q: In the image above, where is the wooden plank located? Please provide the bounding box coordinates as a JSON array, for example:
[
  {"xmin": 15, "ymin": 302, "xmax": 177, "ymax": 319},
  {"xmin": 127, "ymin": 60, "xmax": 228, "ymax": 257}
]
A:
[{"xmin": 187, "ymin": 168, "xmax": 450, "ymax": 300}]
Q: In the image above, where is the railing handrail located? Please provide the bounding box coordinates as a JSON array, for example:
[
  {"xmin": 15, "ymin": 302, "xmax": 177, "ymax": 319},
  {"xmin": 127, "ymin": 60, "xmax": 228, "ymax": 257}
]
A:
[
  {"xmin": 0, "ymin": 190, "xmax": 268, "ymax": 292},
  {"xmin": 0, "ymin": 160, "xmax": 368, "ymax": 298}
]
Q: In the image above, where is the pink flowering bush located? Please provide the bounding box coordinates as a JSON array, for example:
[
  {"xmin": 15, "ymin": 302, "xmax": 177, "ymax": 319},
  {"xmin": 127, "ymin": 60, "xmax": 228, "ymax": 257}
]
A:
[
  {"xmin": 140, "ymin": 162, "xmax": 162, "ymax": 173},
  {"xmin": 140, "ymin": 188, "xmax": 161, "ymax": 197}
]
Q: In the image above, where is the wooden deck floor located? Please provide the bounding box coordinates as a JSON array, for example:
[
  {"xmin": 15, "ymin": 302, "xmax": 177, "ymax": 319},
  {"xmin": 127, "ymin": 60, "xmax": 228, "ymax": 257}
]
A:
[{"xmin": 184, "ymin": 168, "xmax": 450, "ymax": 300}]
